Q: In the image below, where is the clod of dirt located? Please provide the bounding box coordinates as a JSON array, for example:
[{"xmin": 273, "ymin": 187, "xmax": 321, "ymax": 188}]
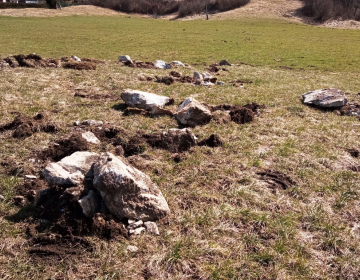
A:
[
  {"xmin": 13, "ymin": 195, "xmax": 26, "ymax": 206},
  {"xmin": 123, "ymin": 60, "xmax": 156, "ymax": 69},
  {"xmin": 155, "ymin": 75, "xmax": 175, "ymax": 85},
  {"xmin": 123, "ymin": 107, "xmax": 150, "ymax": 116},
  {"xmin": 243, "ymin": 102, "xmax": 266, "ymax": 112},
  {"xmin": 207, "ymin": 64, "xmax": 221, "ymax": 72},
  {"xmin": 92, "ymin": 125, "xmax": 126, "ymax": 143},
  {"xmin": 112, "ymin": 136, "xmax": 147, "ymax": 157},
  {"xmin": 0, "ymin": 113, "xmax": 60, "ymax": 138},
  {"xmin": 230, "ymin": 79, "xmax": 254, "ymax": 84},
  {"xmin": 169, "ymin": 71, "xmax": 182, "ymax": 78},
  {"xmin": 212, "ymin": 110, "xmax": 231, "ymax": 124},
  {"xmin": 198, "ymin": 134, "xmax": 224, "ymax": 147},
  {"xmin": 63, "ymin": 61, "xmax": 97, "ymax": 70},
  {"xmin": 348, "ymin": 148, "xmax": 360, "ymax": 158},
  {"xmin": 39, "ymin": 133, "xmax": 89, "ymax": 161},
  {"xmin": 340, "ymin": 102, "xmax": 360, "ymax": 116},
  {"xmin": 257, "ymin": 170, "xmax": 295, "ymax": 190},
  {"xmin": 15, "ymin": 179, "xmax": 47, "ymax": 202},
  {"xmin": 230, "ymin": 107, "xmax": 255, "ymax": 124}
]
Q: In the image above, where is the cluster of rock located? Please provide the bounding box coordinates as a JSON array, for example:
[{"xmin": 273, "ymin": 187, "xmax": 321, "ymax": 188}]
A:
[
  {"xmin": 119, "ymin": 55, "xmax": 186, "ymax": 70},
  {"xmin": 39, "ymin": 151, "xmax": 170, "ymax": 236}
]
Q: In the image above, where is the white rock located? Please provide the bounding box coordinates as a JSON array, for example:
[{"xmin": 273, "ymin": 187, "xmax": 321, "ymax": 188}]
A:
[
  {"xmin": 129, "ymin": 227, "xmax": 145, "ymax": 235},
  {"xmin": 43, "ymin": 152, "xmax": 99, "ymax": 186},
  {"xmin": 172, "ymin": 61, "xmax": 185, "ymax": 67},
  {"xmin": 93, "ymin": 152, "xmax": 170, "ymax": 221},
  {"xmin": 74, "ymin": 121, "xmax": 80, "ymax": 126},
  {"xmin": 128, "ymin": 219, "xmax": 136, "ymax": 225},
  {"xmin": 121, "ymin": 89, "xmax": 171, "ymax": 111},
  {"xmin": 82, "ymin": 131, "xmax": 100, "ymax": 144},
  {"xmin": 154, "ymin": 60, "xmax": 171, "ymax": 69},
  {"xmin": 144, "ymin": 221, "xmax": 159, "ymax": 235},
  {"xmin": 25, "ymin": 175, "xmax": 37, "ymax": 179},
  {"xmin": 127, "ymin": 220, "xmax": 144, "ymax": 230},
  {"xmin": 81, "ymin": 120, "xmax": 103, "ymax": 126},
  {"xmin": 193, "ymin": 71, "xmax": 202, "ymax": 80},
  {"xmin": 0, "ymin": 195, "xmax": 4, "ymax": 201},
  {"xmin": 302, "ymin": 88, "xmax": 347, "ymax": 108},
  {"xmin": 127, "ymin": 245, "xmax": 139, "ymax": 252},
  {"xmin": 202, "ymin": 72, "xmax": 212, "ymax": 79},
  {"xmin": 119, "ymin": 55, "xmax": 133, "ymax": 64},
  {"xmin": 217, "ymin": 81, "xmax": 225, "ymax": 85},
  {"xmin": 174, "ymin": 97, "xmax": 213, "ymax": 127},
  {"xmin": 71, "ymin": 55, "xmax": 81, "ymax": 62},
  {"xmin": 78, "ymin": 190, "xmax": 100, "ymax": 217},
  {"xmin": 200, "ymin": 81, "xmax": 214, "ymax": 86}
]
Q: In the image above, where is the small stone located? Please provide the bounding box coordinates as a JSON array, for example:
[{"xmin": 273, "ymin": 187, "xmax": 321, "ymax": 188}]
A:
[
  {"xmin": 119, "ymin": 55, "xmax": 133, "ymax": 64},
  {"xmin": 154, "ymin": 60, "xmax": 171, "ymax": 69},
  {"xmin": 115, "ymin": 146, "xmax": 124, "ymax": 156},
  {"xmin": 144, "ymin": 221, "xmax": 159, "ymax": 235},
  {"xmin": 174, "ymin": 97, "xmax": 213, "ymax": 127},
  {"xmin": 78, "ymin": 190, "xmax": 100, "ymax": 218},
  {"xmin": 128, "ymin": 219, "xmax": 136, "ymax": 225},
  {"xmin": 172, "ymin": 61, "xmax": 185, "ymax": 67},
  {"xmin": 74, "ymin": 121, "xmax": 80, "ymax": 126},
  {"xmin": 81, "ymin": 120, "xmax": 103, "ymax": 126},
  {"xmin": 127, "ymin": 245, "xmax": 139, "ymax": 252},
  {"xmin": 127, "ymin": 220, "xmax": 144, "ymax": 230},
  {"xmin": 0, "ymin": 195, "xmax": 4, "ymax": 201},
  {"xmin": 13, "ymin": 196, "xmax": 26, "ymax": 206},
  {"xmin": 25, "ymin": 175, "xmax": 37, "ymax": 179},
  {"xmin": 28, "ymin": 159, "xmax": 36, "ymax": 163},
  {"xmin": 129, "ymin": 227, "xmax": 145, "ymax": 235},
  {"xmin": 71, "ymin": 55, "xmax": 81, "ymax": 62},
  {"xmin": 193, "ymin": 71, "xmax": 202, "ymax": 80},
  {"xmin": 82, "ymin": 131, "xmax": 100, "ymax": 144},
  {"xmin": 217, "ymin": 81, "xmax": 225, "ymax": 85}
]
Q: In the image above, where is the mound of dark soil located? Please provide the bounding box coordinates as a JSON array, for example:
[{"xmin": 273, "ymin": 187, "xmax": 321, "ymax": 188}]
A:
[
  {"xmin": 257, "ymin": 170, "xmax": 295, "ymax": 190},
  {"xmin": 92, "ymin": 125, "xmax": 125, "ymax": 142},
  {"xmin": 123, "ymin": 60, "xmax": 156, "ymax": 69},
  {"xmin": 230, "ymin": 107, "xmax": 255, "ymax": 124},
  {"xmin": 3, "ymin": 54, "xmax": 60, "ymax": 68},
  {"xmin": 112, "ymin": 135, "xmax": 147, "ymax": 157},
  {"xmin": 347, "ymin": 148, "xmax": 360, "ymax": 158},
  {"xmin": 0, "ymin": 113, "xmax": 60, "ymax": 138},
  {"xmin": 340, "ymin": 103, "xmax": 360, "ymax": 116},
  {"xmin": 63, "ymin": 61, "xmax": 97, "ymax": 70},
  {"xmin": 207, "ymin": 64, "xmax": 221, "ymax": 72},
  {"xmin": 155, "ymin": 75, "xmax": 175, "ymax": 85},
  {"xmin": 198, "ymin": 134, "xmax": 224, "ymax": 147},
  {"xmin": 169, "ymin": 71, "xmax": 182, "ymax": 78},
  {"xmin": 39, "ymin": 133, "xmax": 89, "ymax": 161}
]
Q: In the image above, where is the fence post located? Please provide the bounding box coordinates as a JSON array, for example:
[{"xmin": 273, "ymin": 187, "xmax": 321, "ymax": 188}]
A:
[{"xmin": 206, "ymin": 4, "xmax": 209, "ymax": 20}]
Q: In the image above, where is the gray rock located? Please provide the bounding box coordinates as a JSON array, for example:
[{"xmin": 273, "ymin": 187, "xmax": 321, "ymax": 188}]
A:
[
  {"xmin": 121, "ymin": 89, "xmax": 171, "ymax": 111},
  {"xmin": 43, "ymin": 152, "xmax": 99, "ymax": 186},
  {"xmin": 217, "ymin": 81, "xmax": 225, "ymax": 85},
  {"xmin": 78, "ymin": 190, "xmax": 100, "ymax": 217},
  {"xmin": 81, "ymin": 120, "xmax": 103, "ymax": 126},
  {"xmin": 0, "ymin": 195, "xmax": 4, "ymax": 201},
  {"xmin": 172, "ymin": 61, "xmax": 185, "ymax": 67},
  {"xmin": 144, "ymin": 221, "xmax": 159, "ymax": 235},
  {"xmin": 193, "ymin": 71, "xmax": 202, "ymax": 80},
  {"xmin": 174, "ymin": 97, "xmax": 213, "ymax": 127},
  {"xmin": 302, "ymin": 88, "xmax": 347, "ymax": 108},
  {"xmin": 25, "ymin": 175, "xmax": 37, "ymax": 179},
  {"xmin": 119, "ymin": 55, "xmax": 133, "ymax": 64},
  {"xmin": 82, "ymin": 131, "xmax": 100, "ymax": 144},
  {"xmin": 74, "ymin": 121, "xmax": 80, "ymax": 126},
  {"xmin": 127, "ymin": 220, "xmax": 144, "ymax": 230},
  {"xmin": 127, "ymin": 245, "xmax": 139, "ymax": 252},
  {"xmin": 219, "ymin": 60, "xmax": 232, "ymax": 66},
  {"xmin": 154, "ymin": 60, "xmax": 171, "ymax": 69},
  {"xmin": 93, "ymin": 152, "xmax": 170, "ymax": 221}
]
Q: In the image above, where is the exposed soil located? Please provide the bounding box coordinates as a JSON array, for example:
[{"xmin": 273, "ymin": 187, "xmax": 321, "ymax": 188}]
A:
[
  {"xmin": 340, "ymin": 102, "xmax": 360, "ymax": 116},
  {"xmin": 14, "ymin": 179, "xmax": 47, "ymax": 202},
  {"xmin": 230, "ymin": 79, "xmax": 254, "ymax": 84},
  {"xmin": 112, "ymin": 135, "xmax": 148, "ymax": 157},
  {"xmin": 123, "ymin": 60, "xmax": 156, "ymax": 69},
  {"xmin": 348, "ymin": 148, "xmax": 360, "ymax": 158},
  {"xmin": 198, "ymin": 134, "xmax": 224, "ymax": 147},
  {"xmin": 207, "ymin": 63, "xmax": 221, "ymax": 72},
  {"xmin": 39, "ymin": 133, "xmax": 89, "ymax": 161},
  {"xmin": 74, "ymin": 91, "xmax": 121, "ymax": 100},
  {"xmin": 155, "ymin": 75, "xmax": 175, "ymax": 85},
  {"xmin": 1, "ymin": 54, "xmax": 102, "ymax": 70},
  {"xmin": 0, "ymin": 113, "xmax": 59, "ymax": 138},
  {"xmin": 123, "ymin": 107, "xmax": 151, "ymax": 117},
  {"xmin": 92, "ymin": 125, "xmax": 126, "ymax": 143},
  {"xmin": 230, "ymin": 107, "xmax": 255, "ymax": 124},
  {"xmin": 169, "ymin": 71, "xmax": 182, "ymax": 78},
  {"xmin": 257, "ymin": 170, "xmax": 295, "ymax": 190}
]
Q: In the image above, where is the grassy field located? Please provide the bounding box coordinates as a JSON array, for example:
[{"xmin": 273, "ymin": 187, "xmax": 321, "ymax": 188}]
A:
[
  {"xmin": 1, "ymin": 14, "xmax": 360, "ymax": 280},
  {"xmin": 1, "ymin": 15, "xmax": 360, "ymax": 72}
]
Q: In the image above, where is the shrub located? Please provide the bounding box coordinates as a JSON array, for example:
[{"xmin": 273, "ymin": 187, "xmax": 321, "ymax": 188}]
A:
[
  {"xmin": 0, "ymin": 2, "xmax": 49, "ymax": 9},
  {"xmin": 300, "ymin": 0, "xmax": 360, "ymax": 21}
]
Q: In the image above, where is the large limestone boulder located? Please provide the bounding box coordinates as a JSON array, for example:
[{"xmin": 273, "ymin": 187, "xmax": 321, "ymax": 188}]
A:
[
  {"xmin": 93, "ymin": 152, "xmax": 170, "ymax": 221},
  {"xmin": 121, "ymin": 89, "xmax": 171, "ymax": 111},
  {"xmin": 43, "ymin": 151, "xmax": 99, "ymax": 186},
  {"xmin": 302, "ymin": 88, "xmax": 347, "ymax": 108},
  {"xmin": 174, "ymin": 97, "xmax": 212, "ymax": 127}
]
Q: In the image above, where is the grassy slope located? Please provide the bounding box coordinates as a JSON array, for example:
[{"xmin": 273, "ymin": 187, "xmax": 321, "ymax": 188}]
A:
[
  {"xmin": 0, "ymin": 15, "xmax": 360, "ymax": 72},
  {"xmin": 1, "ymin": 15, "xmax": 360, "ymax": 280}
]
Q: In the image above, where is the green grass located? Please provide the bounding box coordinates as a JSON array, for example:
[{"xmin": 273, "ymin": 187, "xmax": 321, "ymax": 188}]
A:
[{"xmin": 1, "ymin": 15, "xmax": 360, "ymax": 71}]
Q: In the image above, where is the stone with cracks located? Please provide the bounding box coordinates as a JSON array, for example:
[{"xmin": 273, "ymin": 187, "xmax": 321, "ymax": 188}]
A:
[
  {"xmin": 93, "ymin": 152, "xmax": 170, "ymax": 221},
  {"xmin": 43, "ymin": 151, "xmax": 99, "ymax": 186},
  {"xmin": 121, "ymin": 89, "xmax": 171, "ymax": 111},
  {"xmin": 174, "ymin": 97, "xmax": 213, "ymax": 127},
  {"xmin": 154, "ymin": 60, "xmax": 171, "ymax": 69},
  {"xmin": 302, "ymin": 88, "xmax": 347, "ymax": 108},
  {"xmin": 119, "ymin": 55, "xmax": 133, "ymax": 64}
]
